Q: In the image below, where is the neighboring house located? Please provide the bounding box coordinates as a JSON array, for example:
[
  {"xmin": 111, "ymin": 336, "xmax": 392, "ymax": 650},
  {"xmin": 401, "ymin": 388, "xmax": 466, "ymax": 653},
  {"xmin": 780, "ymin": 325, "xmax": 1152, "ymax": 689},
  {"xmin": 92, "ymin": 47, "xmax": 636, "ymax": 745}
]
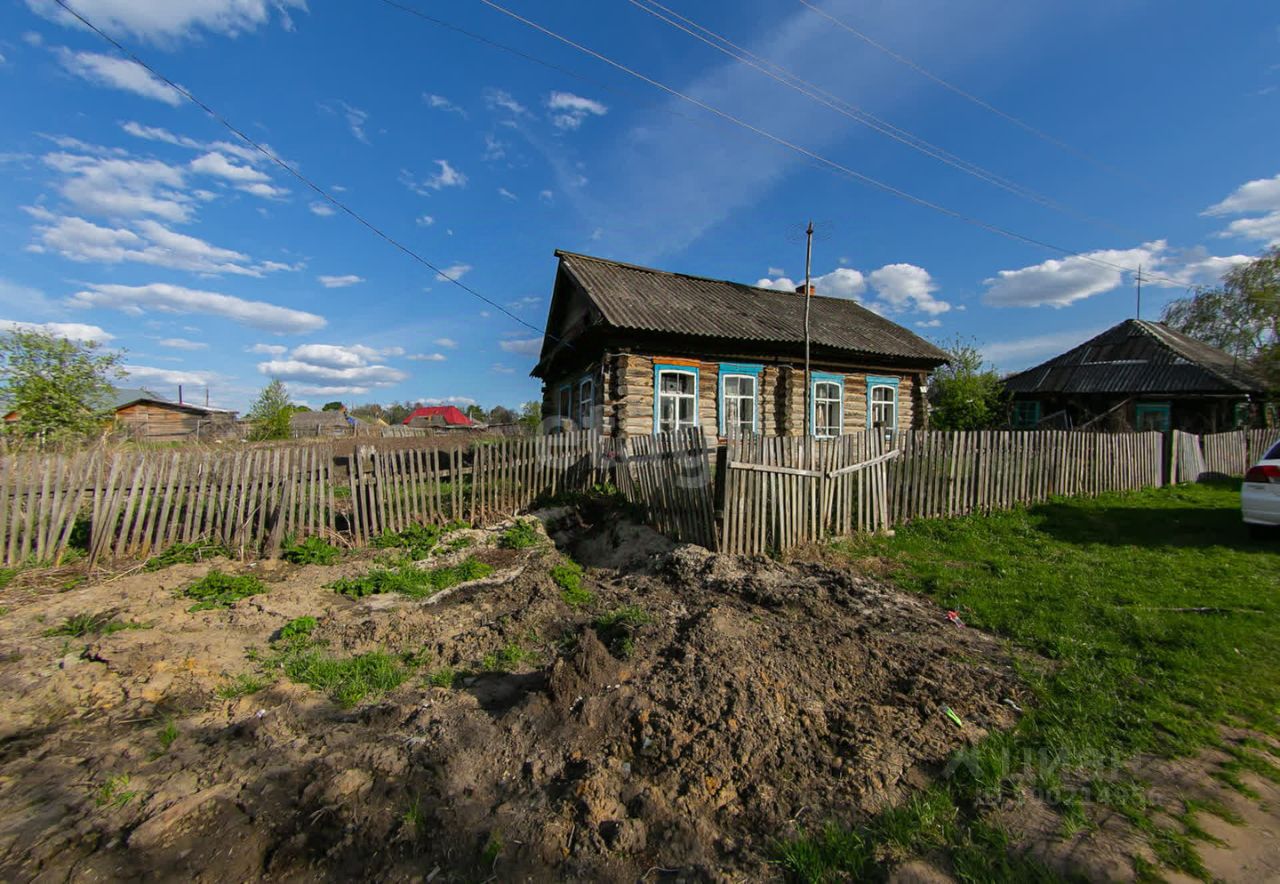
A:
[
  {"xmin": 403, "ymin": 405, "xmax": 477, "ymax": 430},
  {"xmin": 112, "ymin": 388, "xmax": 239, "ymax": 442},
  {"xmin": 531, "ymin": 250, "xmax": 949, "ymax": 438},
  {"xmin": 1002, "ymin": 319, "xmax": 1270, "ymax": 432},
  {"xmin": 290, "ymin": 408, "xmax": 363, "ymax": 437}
]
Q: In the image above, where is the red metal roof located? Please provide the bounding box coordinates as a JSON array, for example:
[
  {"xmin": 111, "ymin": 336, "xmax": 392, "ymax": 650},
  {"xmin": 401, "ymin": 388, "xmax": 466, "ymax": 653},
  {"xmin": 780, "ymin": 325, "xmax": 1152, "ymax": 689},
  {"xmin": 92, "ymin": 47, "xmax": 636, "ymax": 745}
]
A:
[{"xmin": 403, "ymin": 405, "xmax": 474, "ymax": 426}]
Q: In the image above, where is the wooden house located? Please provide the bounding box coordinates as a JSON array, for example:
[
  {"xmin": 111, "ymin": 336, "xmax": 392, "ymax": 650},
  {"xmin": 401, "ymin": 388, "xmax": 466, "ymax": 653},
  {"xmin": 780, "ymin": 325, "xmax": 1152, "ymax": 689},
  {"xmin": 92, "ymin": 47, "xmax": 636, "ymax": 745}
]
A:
[
  {"xmin": 112, "ymin": 389, "xmax": 239, "ymax": 442},
  {"xmin": 531, "ymin": 251, "xmax": 949, "ymax": 438},
  {"xmin": 1002, "ymin": 319, "xmax": 1270, "ymax": 432}
]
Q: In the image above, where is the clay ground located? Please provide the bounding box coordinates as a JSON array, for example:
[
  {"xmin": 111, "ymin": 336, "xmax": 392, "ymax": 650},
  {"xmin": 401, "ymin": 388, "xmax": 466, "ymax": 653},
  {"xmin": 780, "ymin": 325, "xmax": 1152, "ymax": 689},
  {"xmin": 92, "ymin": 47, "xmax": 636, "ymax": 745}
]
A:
[{"xmin": 0, "ymin": 504, "xmax": 1274, "ymax": 882}]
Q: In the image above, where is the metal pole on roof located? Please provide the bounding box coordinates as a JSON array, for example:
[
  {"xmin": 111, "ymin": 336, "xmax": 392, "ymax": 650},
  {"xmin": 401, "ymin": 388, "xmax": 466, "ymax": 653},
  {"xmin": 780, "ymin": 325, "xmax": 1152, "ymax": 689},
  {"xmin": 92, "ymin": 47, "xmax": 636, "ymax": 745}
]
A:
[{"xmin": 803, "ymin": 219, "xmax": 814, "ymax": 442}]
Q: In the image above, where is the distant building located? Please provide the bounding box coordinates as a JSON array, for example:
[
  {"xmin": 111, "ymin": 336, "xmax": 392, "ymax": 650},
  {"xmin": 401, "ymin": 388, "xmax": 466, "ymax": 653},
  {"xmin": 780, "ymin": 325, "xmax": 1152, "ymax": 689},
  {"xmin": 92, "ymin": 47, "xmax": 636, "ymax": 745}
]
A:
[
  {"xmin": 112, "ymin": 388, "xmax": 239, "ymax": 442},
  {"xmin": 403, "ymin": 405, "xmax": 477, "ymax": 429},
  {"xmin": 290, "ymin": 408, "xmax": 363, "ymax": 438},
  {"xmin": 1003, "ymin": 319, "xmax": 1269, "ymax": 432}
]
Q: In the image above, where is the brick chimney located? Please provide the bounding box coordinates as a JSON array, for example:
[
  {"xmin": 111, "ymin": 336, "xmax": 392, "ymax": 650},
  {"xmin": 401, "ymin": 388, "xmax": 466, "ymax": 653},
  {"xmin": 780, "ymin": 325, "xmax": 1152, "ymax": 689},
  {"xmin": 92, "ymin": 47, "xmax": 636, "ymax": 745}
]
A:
[{"xmin": 794, "ymin": 284, "xmax": 815, "ymax": 296}]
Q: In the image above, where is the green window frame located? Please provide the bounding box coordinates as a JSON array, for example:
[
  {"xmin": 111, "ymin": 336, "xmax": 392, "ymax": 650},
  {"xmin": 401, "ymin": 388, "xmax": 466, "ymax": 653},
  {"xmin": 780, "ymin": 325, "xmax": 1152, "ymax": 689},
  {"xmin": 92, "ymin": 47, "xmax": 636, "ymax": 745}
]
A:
[
  {"xmin": 1012, "ymin": 400, "xmax": 1041, "ymax": 429},
  {"xmin": 1134, "ymin": 402, "xmax": 1171, "ymax": 432}
]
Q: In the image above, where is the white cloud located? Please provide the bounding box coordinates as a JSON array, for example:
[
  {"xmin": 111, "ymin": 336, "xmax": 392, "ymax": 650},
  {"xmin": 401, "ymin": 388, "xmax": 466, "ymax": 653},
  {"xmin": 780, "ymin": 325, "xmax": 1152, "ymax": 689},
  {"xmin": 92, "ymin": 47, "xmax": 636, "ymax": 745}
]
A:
[
  {"xmin": 868, "ymin": 264, "xmax": 950, "ymax": 315},
  {"xmin": 258, "ymin": 342, "xmax": 407, "ymax": 389},
  {"xmin": 423, "ymin": 396, "xmax": 476, "ymax": 407},
  {"xmin": 407, "ymin": 352, "xmax": 447, "ymax": 362},
  {"xmin": 399, "ymin": 160, "xmax": 467, "ymax": 196},
  {"xmin": 43, "ymin": 151, "xmax": 191, "ymax": 221},
  {"xmin": 30, "ymin": 212, "xmax": 291, "ymax": 277},
  {"xmin": 0, "ymin": 52, "xmax": 6, "ymax": 65},
  {"xmin": 482, "ymin": 134, "xmax": 506, "ymax": 161},
  {"xmin": 1203, "ymin": 171, "xmax": 1280, "ymax": 246},
  {"xmin": 499, "ymin": 337, "xmax": 542, "ymax": 356},
  {"xmin": 983, "ymin": 244, "xmax": 1162, "ymax": 308},
  {"xmin": 120, "ymin": 121, "xmax": 273, "ymax": 168},
  {"xmin": 766, "ymin": 266, "xmax": 785, "ymax": 277},
  {"xmin": 190, "ymin": 151, "xmax": 266, "ymax": 184},
  {"xmin": 434, "ymin": 263, "xmax": 471, "ymax": 281},
  {"xmin": 317, "ymin": 274, "xmax": 364, "ymax": 288},
  {"xmin": 0, "ymin": 319, "xmax": 113, "ymax": 342},
  {"xmin": 485, "ymin": 88, "xmax": 528, "ymax": 116},
  {"xmin": 158, "ymin": 336, "xmax": 207, "ymax": 350},
  {"xmin": 69, "ymin": 282, "xmax": 326, "ymax": 334},
  {"xmin": 539, "ymin": 190, "xmax": 553, "ymax": 203},
  {"xmin": 309, "ymin": 201, "xmax": 335, "ymax": 217},
  {"xmin": 29, "ymin": 0, "xmax": 305, "ymax": 43},
  {"xmin": 498, "ymin": 187, "xmax": 518, "ymax": 201},
  {"xmin": 491, "ymin": 363, "xmax": 516, "ymax": 374},
  {"xmin": 56, "ymin": 49, "xmax": 181, "ymax": 105},
  {"xmin": 123, "ymin": 364, "xmax": 214, "ymax": 386},
  {"xmin": 337, "ymin": 100, "xmax": 369, "ymax": 144},
  {"xmin": 915, "ymin": 319, "xmax": 942, "ymax": 328},
  {"xmin": 434, "ymin": 337, "xmax": 457, "ymax": 348},
  {"xmin": 416, "ymin": 214, "xmax": 435, "ymax": 226},
  {"xmin": 0, "ymin": 278, "xmax": 54, "ymax": 314},
  {"xmin": 547, "ymin": 91, "xmax": 608, "ymax": 130},
  {"xmin": 425, "ymin": 93, "xmax": 466, "ymax": 117},
  {"xmin": 247, "ymin": 342, "xmax": 287, "ymax": 356}
]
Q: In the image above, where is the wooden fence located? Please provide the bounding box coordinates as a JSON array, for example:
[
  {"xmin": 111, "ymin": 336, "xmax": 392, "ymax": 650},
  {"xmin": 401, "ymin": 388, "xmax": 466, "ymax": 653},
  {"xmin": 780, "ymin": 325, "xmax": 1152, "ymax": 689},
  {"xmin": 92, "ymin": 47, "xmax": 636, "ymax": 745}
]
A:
[
  {"xmin": 719, "ymin": 430, "xmax": 1165, "ymax": 555},
  {"xmin": 611, "ymin": 428, "xmax": 717, "ymax": 548},
  {"xmin": 1171, "ymin": 428, "xmax": 1277, "ymax": 483},
  {"xmin": 0, "ymin": 431, "xmax": 603, "ymax": 568}
]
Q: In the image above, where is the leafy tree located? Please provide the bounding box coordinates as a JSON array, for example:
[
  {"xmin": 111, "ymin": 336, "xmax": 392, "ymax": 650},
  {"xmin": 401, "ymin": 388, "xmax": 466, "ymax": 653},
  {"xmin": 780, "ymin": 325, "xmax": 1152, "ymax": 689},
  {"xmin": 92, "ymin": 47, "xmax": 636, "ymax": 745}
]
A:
[
  {"xmin": 247, "ymin": 379, "xmax": 294, "ymax": 441},
  {"xmin": 0, "ymin": 329, "xmax": 124, "ymax": 441},
  {"xmin": 385, "ymin": 401, "xmax": 419, "ymax": 425},
  {"xmin": 350, "ymin": 403, "xmax": 384, "ymax": 422},
  {"xmin": 518, "ymin": 400, "xmax": 542, "ymax": 434},
  {"xmin": 465, "ymin": 404, "xmax": 486, "ymax": 422},
  {"xmin": 321, "ymin": 401, "xmax": 345, "ymax": 412},
  {"xmin": 927, "ymin": 336, "xmax": 1008, "ymax": 430},
  {"xmin": 1161, "ymin": 246, "xmax": 1279, "ymax": 389},
  {"xmin": 487, "ymin": 405, "xmax": 516, "ymax": 425}
]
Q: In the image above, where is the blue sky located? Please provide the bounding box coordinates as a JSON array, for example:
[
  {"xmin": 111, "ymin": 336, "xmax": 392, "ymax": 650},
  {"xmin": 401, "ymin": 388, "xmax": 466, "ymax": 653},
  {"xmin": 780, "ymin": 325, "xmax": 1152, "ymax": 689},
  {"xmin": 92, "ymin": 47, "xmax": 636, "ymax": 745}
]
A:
[{"xmin": 0, "ymin": 0, "xmax": 1277, "ymax": 412}]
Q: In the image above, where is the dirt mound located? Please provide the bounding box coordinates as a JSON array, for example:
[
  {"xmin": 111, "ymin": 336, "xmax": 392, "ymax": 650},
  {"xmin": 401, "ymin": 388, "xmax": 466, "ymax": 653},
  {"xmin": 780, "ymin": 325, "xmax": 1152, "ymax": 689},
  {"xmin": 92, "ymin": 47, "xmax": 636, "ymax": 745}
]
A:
[{"xmin": 0, "ymin": 518, "xmax": 1026, "ymax": 881}]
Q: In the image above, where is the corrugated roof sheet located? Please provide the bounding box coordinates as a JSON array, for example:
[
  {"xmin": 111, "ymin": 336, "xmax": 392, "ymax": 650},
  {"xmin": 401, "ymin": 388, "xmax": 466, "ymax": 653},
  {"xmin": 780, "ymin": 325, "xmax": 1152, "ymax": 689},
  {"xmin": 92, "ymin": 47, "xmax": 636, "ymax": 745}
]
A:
[
  {"xmin": 1003, "ymin": 319, "xmax": 1266, "ymax": 395},
  {"xmin": 554, "ymin": 251, "xmax": 949, "ymax": 363}
]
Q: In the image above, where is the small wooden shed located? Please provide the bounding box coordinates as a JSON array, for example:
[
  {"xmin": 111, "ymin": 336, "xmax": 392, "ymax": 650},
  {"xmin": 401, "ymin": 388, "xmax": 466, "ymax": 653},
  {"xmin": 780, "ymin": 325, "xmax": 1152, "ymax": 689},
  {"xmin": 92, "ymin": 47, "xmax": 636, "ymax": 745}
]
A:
[{"xmin": 112, "ymin": 389, "xmax": 239, "ymax": 442}]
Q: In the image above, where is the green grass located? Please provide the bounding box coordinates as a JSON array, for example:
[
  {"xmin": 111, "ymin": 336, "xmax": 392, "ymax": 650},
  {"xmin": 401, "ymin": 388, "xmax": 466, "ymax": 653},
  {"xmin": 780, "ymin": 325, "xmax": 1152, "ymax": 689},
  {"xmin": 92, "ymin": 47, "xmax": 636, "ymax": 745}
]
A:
[
  {"xmin": 372, "ymin": 520, "xmax": 467, "ymax": 559},
  {"xmin": 497, "ymin": 519, "xmax": 541, "ymax": 549},
  {"xmin": 95, "ymin": 774, "xmax": 138, "ymax": 808},
  {"xmin": 593, "ymin": 604, "xmax": 651, "ymax": 659},
  {"xmin": 279, "ymin": 647, "xmax": 409, "ymax": 707},
  {"xmin": 426, "ymin": 665, "xmax": 457, "ymax": 688},
  {"xmin": 281, "ymin": 535, "xmax": 342, "ymax": 565},
  {"xmin": 551, "ymin": 559, "xmax": 593, "ymax": 607},
  {"xmin": 43, "ymin": 612, "xmax": 151, "ymax": 637},
  {"xmin": 278, "ymin": 615, "xmax": 318, "ymax": 641},
  {"xmin": 214, "ymin": 672, "xmax": 268, "ymax": 699},
  {"xmin": 481, "ymin": 640, "xmax": 538, "ymax": 672},
  {"xmin": 779, "ymin": 481, "xmax": 1280, "ymax": 881},
  {"xmin": 143, "ymin": 540, "xmax": 229, "ymax": 572},
  {"xmin": 182, "ymin": 570, "xmax": 267, "ymax": 611},
  {"xmin": 330, "ymin": 557, "xmax": 493, "ymax": 600},
  {"xmin": 157, "ymin": 719, "xmax": 179, "ymax": 751}
]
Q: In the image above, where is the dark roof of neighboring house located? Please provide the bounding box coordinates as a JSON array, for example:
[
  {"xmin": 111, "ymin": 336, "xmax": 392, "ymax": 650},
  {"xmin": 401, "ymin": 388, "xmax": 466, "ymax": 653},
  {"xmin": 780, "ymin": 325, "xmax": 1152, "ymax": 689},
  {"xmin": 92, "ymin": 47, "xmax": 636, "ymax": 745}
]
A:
[
  {"xmin": 403, "ymin": 405, "xmax": 474, "ymax": 427},
  {"xmin": 534, "ymin": 251, "xmax": 949, "ymax": 376},
  {"xmin": 1003, "ymin": 319, "xmax": 1267, "ymax": 396},
  {"xmin": 112, "ymin": 387, "xmax": 234, "ymax": 415}
]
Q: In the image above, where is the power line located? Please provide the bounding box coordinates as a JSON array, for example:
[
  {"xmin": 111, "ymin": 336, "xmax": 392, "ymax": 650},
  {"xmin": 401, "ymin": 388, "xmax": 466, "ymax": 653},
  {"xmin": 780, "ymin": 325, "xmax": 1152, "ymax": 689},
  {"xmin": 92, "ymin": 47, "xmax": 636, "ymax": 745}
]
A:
[
  {"xmin": 49, "ymin": 0, "xmax": 561, "ymax": 347},
  {"xmin": 466, "ymin": 0, "xmax": 1188, "ymax": 287},
  {"xmin": 626, "ymin": 0, "xmax": 1139, "ymax": 239},
  {"xmin": 793, "ymin": 0, "xmax": 1142, "ymax": 187}
]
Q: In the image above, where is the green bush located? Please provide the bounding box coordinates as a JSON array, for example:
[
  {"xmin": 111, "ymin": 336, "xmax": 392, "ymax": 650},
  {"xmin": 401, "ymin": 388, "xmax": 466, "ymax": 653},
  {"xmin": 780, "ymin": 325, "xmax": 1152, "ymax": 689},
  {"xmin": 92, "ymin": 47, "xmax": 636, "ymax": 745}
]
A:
[
  {"xmin": 144, "ymin": 541, "xmax": 229, "ymax": 572},
  {"xmin": 498, "ymin": 519, "xmax": 541, "ymax": 550},
  {"xmin": 593, "ymin": 605, "xmax": 651, "ymax": 659},
  {"xmin": 551, "ymin": 559, "xmax": 593, "ymax": 608},
  {"xmin": 373, "ymin": 520, "xmax": 467, "ymax": 559},
  {"xmin": 331, "ymin": 557, "xmax": 494, "ymax": 600},
  {"xmin": 281, "ymin": 535, "xmax": 341, "ymax": 565},
  {"xmin": 43, "ymin": 612, "xmax": 150, "ymax": 637},
  {"xmin": 183, "ymin": 570, "xmax": 266, "ymax": 611}
]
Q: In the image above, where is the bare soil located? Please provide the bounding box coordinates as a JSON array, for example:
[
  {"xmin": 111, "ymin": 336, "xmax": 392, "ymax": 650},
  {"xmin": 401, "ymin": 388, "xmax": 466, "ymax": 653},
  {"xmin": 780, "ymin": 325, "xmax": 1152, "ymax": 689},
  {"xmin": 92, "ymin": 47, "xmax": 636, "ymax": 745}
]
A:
[{"xmin": 0, "ymin": 507, "xmax": 1030, "ymax": 882}]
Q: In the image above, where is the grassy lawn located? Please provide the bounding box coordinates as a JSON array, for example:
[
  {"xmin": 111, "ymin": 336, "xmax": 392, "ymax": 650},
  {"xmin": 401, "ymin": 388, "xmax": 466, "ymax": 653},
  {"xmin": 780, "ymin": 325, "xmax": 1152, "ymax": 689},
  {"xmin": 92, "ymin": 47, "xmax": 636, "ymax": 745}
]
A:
[{"xmin": 782, "ymin": 480, "xmax": 1280, "ymax": 881}]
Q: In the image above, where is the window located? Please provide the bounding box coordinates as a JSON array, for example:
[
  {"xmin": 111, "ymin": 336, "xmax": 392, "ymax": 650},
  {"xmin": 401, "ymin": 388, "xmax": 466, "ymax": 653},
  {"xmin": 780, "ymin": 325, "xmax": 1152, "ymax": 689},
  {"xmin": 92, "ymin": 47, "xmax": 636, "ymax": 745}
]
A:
[
  {"xmin": 866, "ymin": 375, "xmax": 900, "ymax": 433},
  {"xmin": 1134, "ymin": 402, "xmax": 1171, "ymax": 432},
  {"xmin": 654, "ymin": 365, "xmax": 699, "ymax": 434},
  {"xmin": 718, "ymin": 363, "xmax": 762, "ymax": 437},
  {"xmin": 557, "ymin": 385, "xmax": 571, "ymax": 432},
  {"xmin": 1012, "ymin": 400, "xmax": 1041, "ymax": 429},
  {"xmin": 812, "ymin": 373, "xmax": 843, "ymax": 437},
  {"xmin": 578, "ymin": 376, "xmax": 594, "ymax": 429}
]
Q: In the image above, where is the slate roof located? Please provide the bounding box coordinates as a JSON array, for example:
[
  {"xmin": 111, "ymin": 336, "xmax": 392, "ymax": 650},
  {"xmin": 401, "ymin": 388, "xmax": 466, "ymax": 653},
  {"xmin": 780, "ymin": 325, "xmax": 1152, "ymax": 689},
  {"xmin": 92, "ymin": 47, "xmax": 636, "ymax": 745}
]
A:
[
  {"xmin": 1003, "ymin": 319, "xmax": 1267, "ymax": 396},
  {"xmin": 112, "ymin": 388, "xmax": 234, "ymax": 414},
  {"xmin": 538, "ymin": 251, "xmax": 949, "ymax": 374}
]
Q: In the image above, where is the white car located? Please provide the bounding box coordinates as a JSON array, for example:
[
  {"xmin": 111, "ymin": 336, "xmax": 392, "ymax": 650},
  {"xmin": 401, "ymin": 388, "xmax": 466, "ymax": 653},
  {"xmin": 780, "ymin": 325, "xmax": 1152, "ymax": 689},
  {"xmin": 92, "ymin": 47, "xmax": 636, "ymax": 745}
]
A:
[{"xmin": 1243, "ymin": 437, "xmax": 1280, "ymax": 537}]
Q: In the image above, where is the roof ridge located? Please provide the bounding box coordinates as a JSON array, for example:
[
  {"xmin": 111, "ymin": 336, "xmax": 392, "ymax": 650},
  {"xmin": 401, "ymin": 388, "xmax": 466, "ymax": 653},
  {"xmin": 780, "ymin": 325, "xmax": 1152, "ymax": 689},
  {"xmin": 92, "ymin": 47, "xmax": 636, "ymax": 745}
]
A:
[{"xmin": 555, "ymin": 248, "xmax": 861, "ymax": 305}]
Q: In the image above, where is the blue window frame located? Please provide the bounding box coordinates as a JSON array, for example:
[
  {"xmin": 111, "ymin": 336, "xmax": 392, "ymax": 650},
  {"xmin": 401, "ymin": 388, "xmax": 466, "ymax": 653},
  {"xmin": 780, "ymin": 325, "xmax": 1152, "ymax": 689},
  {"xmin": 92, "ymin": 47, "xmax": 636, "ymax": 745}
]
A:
[
  {"xmin": 653, "ymin": 363, "xmax": 699, "ymax": 434},
  {"xmin": 866, "ymin": 375, "xmax": 901, "ymax": 432},
  {"xmin": 718, "ymin": 362, "xmax": 762, "ymax": 436},
  {"xmin": 811, "ymin": 371, "xmax": 844, "ymax": 437},
  {"xmin": 1135, "ymin": 401, "xmax": 1171, "ymax": 432}
]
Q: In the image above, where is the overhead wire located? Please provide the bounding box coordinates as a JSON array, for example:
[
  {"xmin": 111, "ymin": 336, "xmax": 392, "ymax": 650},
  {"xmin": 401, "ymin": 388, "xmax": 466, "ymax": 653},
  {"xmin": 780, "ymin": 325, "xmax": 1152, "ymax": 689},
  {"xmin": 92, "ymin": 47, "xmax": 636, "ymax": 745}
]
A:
[
  {"xmin": 626, "ymin": 0, "xmax": 1141, "ymax": 240},
  {"xmin": 463, "ymin": 0, "xmax": 1189, "ymax": 287},
  {"xmin": 49, "ymin": 0, "xmax": 565, "ymax": 347}
]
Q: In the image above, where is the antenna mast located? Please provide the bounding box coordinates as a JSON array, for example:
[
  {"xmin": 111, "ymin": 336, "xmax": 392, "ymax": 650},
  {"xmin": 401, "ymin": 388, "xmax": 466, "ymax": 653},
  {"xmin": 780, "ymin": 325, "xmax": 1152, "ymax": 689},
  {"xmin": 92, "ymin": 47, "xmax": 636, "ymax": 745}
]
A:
[
  {"xmin": 1134, "ymin": 264, "xmax": 1143, "ymax": 320},
  {"xmin": 803, "ymin": 219, "xmax": 814, "ymax": 440}
]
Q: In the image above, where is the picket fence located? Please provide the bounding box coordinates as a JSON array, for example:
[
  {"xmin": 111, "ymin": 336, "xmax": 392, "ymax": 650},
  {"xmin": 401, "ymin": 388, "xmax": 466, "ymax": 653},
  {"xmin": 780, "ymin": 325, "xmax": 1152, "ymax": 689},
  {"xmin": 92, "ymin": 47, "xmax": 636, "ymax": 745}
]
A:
[
  {"xmin": 719, "ymin": 430, "xmax": 1165, "ymax": 555},
  {"xmin": 1171, "ymin": 428, "xmax": 1278, "ymax": 484},
  {"xmin": 611, "ymin": 429, "xmax": 717, "ymax": 548}
]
